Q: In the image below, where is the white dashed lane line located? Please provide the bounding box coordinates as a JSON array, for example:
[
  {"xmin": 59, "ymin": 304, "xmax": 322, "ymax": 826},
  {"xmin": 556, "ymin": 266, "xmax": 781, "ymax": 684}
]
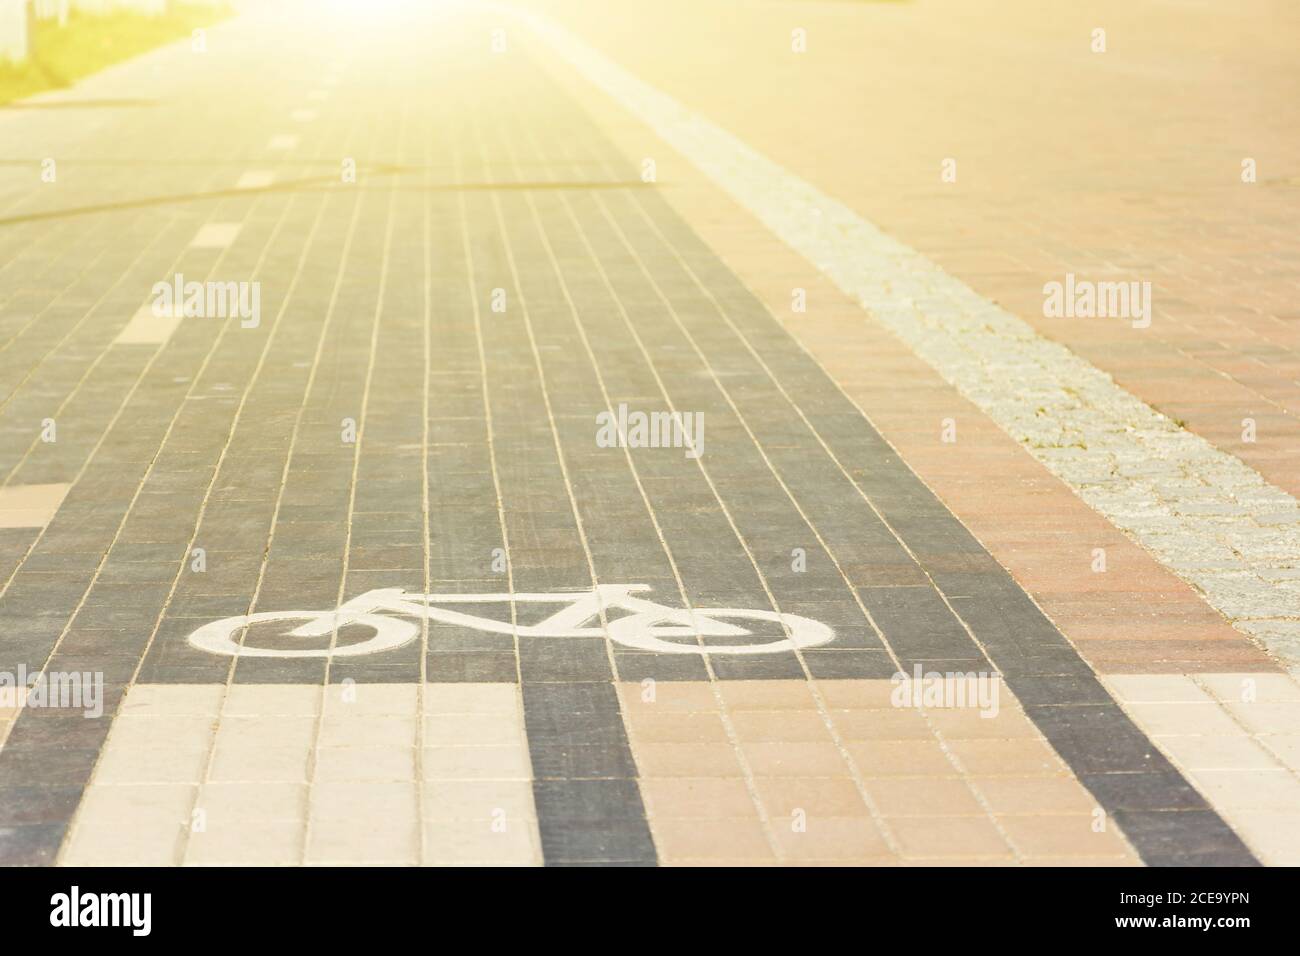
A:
[
  {"xmin": 190, "ymin": 222, "xmax": 243, "ymax": 249},
  {"xmin": 510, "ymin": 4, "xmax": 1300, "ymax": 672},
  {"xmin": 113, "ymin": 305, "xmax": 184, "ymax": 347},
  {"xmin": 268, "ymin": 134, "xmax": 299, "ymax": 151},
  {"xmin": 0, "ymin": 483, "xmax": 71, "ymax": 529},
  {"xmin": 236, "ymin": 170, "xmax": 276, "ymax": 189}
]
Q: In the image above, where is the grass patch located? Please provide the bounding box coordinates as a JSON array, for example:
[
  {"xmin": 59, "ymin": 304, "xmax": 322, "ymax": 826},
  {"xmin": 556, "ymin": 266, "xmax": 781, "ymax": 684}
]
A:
[{"xmin": 0, "ymin": 2, "xmax": 232, "ymax": 106}]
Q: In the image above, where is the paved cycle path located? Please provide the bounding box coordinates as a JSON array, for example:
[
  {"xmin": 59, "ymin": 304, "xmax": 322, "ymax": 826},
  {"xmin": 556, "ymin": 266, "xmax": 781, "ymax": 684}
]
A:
[{"xmin": 0, "ymin": 1, "xmax": 1283, "ymax": 866}]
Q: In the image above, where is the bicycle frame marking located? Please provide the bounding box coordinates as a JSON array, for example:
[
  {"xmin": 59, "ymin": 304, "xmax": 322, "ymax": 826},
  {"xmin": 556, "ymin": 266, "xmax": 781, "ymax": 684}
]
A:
[{"xmin": 186, "ymin": 584, "xmax": 835, "ymax": 658}]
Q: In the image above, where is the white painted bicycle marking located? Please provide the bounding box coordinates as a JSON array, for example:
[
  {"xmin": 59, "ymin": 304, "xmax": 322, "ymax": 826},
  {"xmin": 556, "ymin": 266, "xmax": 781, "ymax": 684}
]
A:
[{"xmin": 186, "ymin": 584, "xmax": 834, "ymax": 658}]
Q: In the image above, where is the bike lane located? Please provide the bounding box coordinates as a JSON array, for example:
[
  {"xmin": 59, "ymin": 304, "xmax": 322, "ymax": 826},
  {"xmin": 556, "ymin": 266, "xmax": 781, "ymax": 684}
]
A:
[
  {"xmin": 0, "ymin": 1, "xmax": 1282, "ymax": 867},
  {"xmin": 506, "ymin": 5, "xmax": 1298, "ymax": 865}
]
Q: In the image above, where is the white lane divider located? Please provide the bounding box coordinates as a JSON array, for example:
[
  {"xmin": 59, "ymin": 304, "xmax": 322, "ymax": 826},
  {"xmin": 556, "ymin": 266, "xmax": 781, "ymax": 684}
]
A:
[
  {"xmin": 236, "ymin": 170, "xmax": 275, "ymax": 190},
  {"xmin": 290, "ymin": 109, "xmax": 317, "ymax": 123},
  {"xmin": 507, "ymin": 4, "xmax": 1300, "ymax": 671},
  {"xmin": 268, "ymin": 134, "xmax": 299, "ymax": 151},
  {"xmin": 0, "ymin": 483, "xmax": 71, "ymax": 529},
  {"xmin": 114, "ymin": 305, "xmax": 183, "ymax": 347},
  {"xmin": 190, "ymin": 222, "xmax": 242, "ymax": 249}
]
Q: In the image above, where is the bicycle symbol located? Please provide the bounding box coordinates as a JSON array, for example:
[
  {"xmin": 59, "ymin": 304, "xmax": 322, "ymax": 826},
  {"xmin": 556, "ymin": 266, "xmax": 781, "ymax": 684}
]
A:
[{"xmin": 187, "ymin": 584, "xmax": 834, "ymax": 658}]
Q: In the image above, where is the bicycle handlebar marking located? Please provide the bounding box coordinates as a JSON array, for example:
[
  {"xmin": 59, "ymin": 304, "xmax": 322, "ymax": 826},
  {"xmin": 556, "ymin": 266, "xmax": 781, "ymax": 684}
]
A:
[{"xmin": 186, "ymin": 584, "xmax": 834, "ymax": 658}]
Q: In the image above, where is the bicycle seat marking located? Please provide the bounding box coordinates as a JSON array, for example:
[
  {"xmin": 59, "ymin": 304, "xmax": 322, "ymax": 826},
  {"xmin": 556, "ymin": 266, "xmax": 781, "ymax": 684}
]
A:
[{"xmin": 186, "ymin": 584, "xmax": 834, "ymax": 658}]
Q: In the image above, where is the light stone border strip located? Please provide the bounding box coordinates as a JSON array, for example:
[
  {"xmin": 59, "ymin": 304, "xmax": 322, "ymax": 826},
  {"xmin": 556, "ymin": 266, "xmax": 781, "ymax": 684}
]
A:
[
  {"xmin": 1103, "ymin": 673, "xmax": 1300, "ymax": 865},
  {"xmin": 505, "ymin": 3, "xmax": 1300, "ymax": 672},
  {"xmin": 61, "ymin": 683, "xmax": 543, "ymax": 866}
]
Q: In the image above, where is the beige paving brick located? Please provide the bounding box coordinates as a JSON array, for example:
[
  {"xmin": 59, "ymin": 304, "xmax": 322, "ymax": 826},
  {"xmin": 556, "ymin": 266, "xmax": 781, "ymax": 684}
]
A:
[
  {"xmin": 208, "ymin": 743, "xmax": 311, "ymax": 783},
  {"xmin": 1126, "ymin": 701, "xmax": 1249, "ymax": 737},
  {"xmin": 652, "ymin": 816, "xmax": 775, "ymax": 862},
  {"xmin": 196, "ymin": 782, "xmax": 306, "ymax": 822},
  {"xmin": 771, "ymin": 816, "xmax": 890, "ymax": 861},
  {"xmin": 1157, "ymin": 734, "xmax": 1284, "ymax": 772},
  {"xmin": 1261, "ymin": 736, "xmax": 1300, "ymax": 771},
  {"xmin": 641, "ymin": 776, "xmax": 758, "ymax": 819},
  {"xmin": 318, "ymin": 714, "xmax": 417, "ymax": 748},
  {"xmin": 620, "ymin": 710, "xmax": 730, "ymax": 744},
  {"xmin": 1188, "ymin": 769, "xmax": 1300, "ymax": 812},
  {"xmin": 73, "ymin": 784, "xmax": 195, "ymax": 830},
  {"xmin": 93, "ymin": 746, "xmax": 210, "ymax": 785},
  {"xmin": 864, "ymin": 777, "xmax": 985, "ymax": 817},
  {"xmin": 827, "ymin": 708, "xmax": 931, "ymax": 741},
  {"xmin": 423, "ymin": 712, "xmax": 528, "ymax": 746},
  {"xmin": 62, "ymin": 823, "xmax": 184, "ymax": 866},
  {"xmin": 220, "ymin": 684, "xmax": 321, "ymax": 716},
  {"xmin": 1198, "ymin": 673, "xmax": 1300, "ymax": 704},
  {"xmin": 213, "ymin": 715, "xmax": 318, "ymax": 749},
  {"xmin": 728, "ymin": 709, "xmax": 832, "ymax": 743},
  {"xmin": 814, "ymin": 680, "xmax": 899, "ymax": 710},
  {"xmin": 423, "ymin": 780, "xmax": 538, "ymax": 821},
  {"xmin": 322, "ymin": 683, "xmax": 418, "ymax": 716},
  {"xmin": 424, "ymin": 820, "xmax": 542, "ymax": 866},
  {"xmin": 716, "ymin": 680, "xmax": 818, "ymax": 711},
  {"xmin": 420, "ymin": 745, "xmax": 531, "ymax": 781},
  {"xmin": 970, "ymin": 776, "xmax": 1102, "ymax": 816},
  {"xmin": 306, "ymin": 815, "xmax": 419, "ymax": 865},
  {"xmin": 617, "ymin": 681, "xmax": 719, "ymax": 714},
  {"xmin": 923, "ymin": 707, "xmax": 1038, "ymax": 740},
  {"xmin": 887, "ymin": 816, "xmax": 1012, "ymax": 859},
  {"xmin": 751, "ymin": 776, "xmax": 868, "ymax": 819},
  {"xmin": 184, "ymin": 819, "xmax": 303, "ymax": 866},
  {"xmin": 739, "ymin": 742, "xmax": 849, "ymax": 778},
  {"xmin": 847, "ymin": 740, "xmax": 957, "ymax": 777},
  {"xmin": 944, "ymin": 738, "xmax": 1066, "ymax": 776},
  {"xmin": 998, "ymin": 814, "xmax": 1133, "ymax": 858},
  {"xmin": 1223, "ymin": 701, "xmax": 1300, "ymax": 736},
  {"xmin": 105, "ymin": 715, "xmax": 217, "ymax": 750},
  {"xmin": 632, "ymin": 742, "xmax": 745, "ymax": 778},
  {"xmin": 314, "ymin": 746, "xmax": 416, "ymax": 783},
  {"xmin": 1228, "ymin": 812, "xmax": 1300, "ymax": 865},
  {"xmin": 425, "ymin": 683, "xmax": 520, "ymax": 715},
  {"xmin": 118, "ymin": 684, "xmax": 225, "ymax": 717},
  {"xmin": 310, "ymin": 782, "xmax": 418, "ymax": 821}
]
